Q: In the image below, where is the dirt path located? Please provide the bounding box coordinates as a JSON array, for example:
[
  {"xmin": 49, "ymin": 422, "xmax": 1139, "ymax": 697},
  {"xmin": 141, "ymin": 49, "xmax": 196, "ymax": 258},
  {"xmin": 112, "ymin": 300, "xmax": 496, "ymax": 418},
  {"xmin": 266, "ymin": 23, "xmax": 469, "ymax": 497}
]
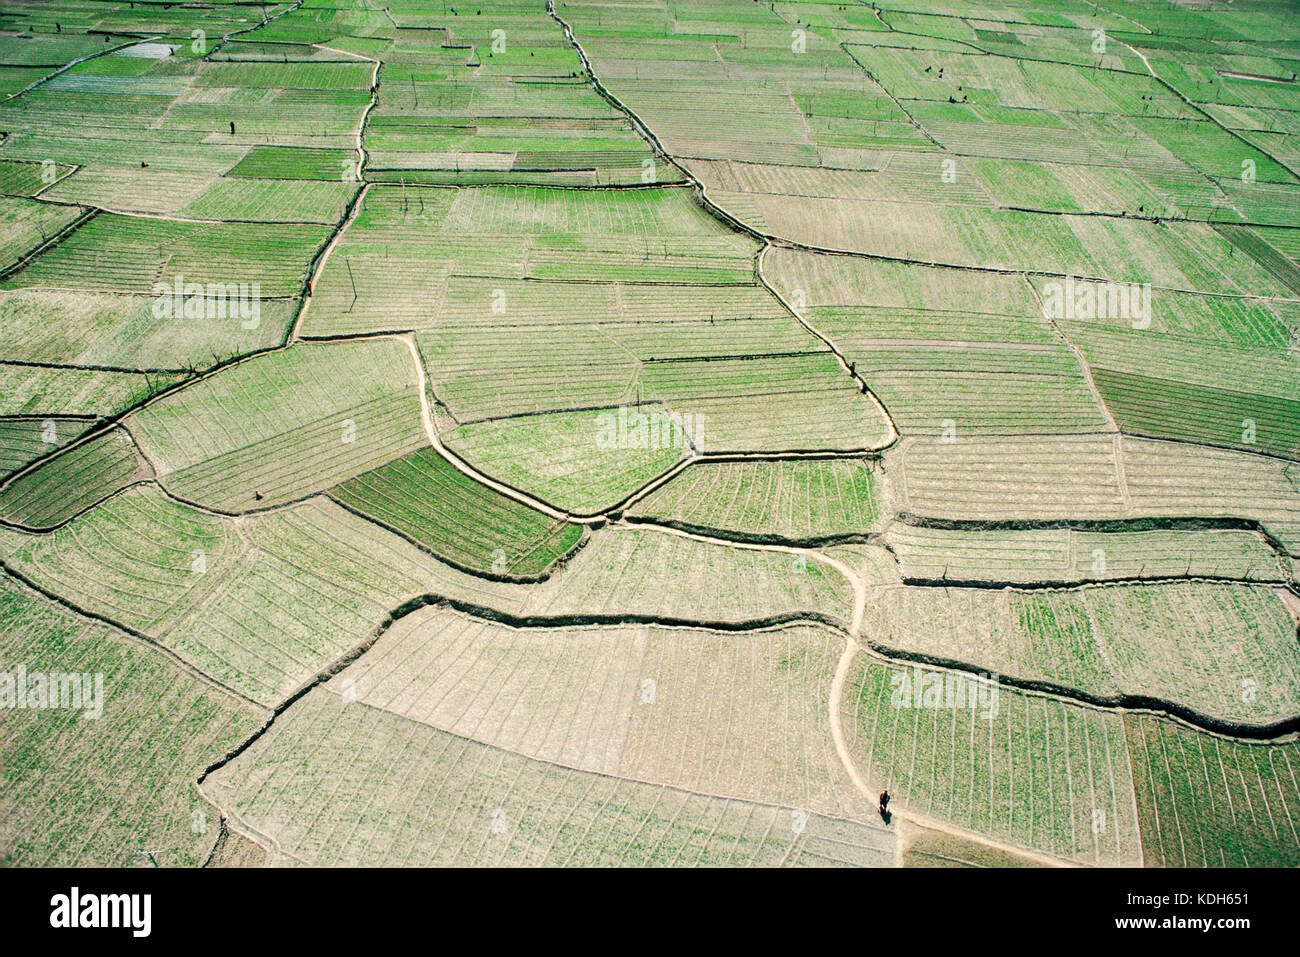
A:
[
  {"xmin": 814, "ymin": 542, "xmax": 1074, "ymax": 866},
  {"xmin": 758, "ymin": 243, "xmax": 900, "ymax": 447}
]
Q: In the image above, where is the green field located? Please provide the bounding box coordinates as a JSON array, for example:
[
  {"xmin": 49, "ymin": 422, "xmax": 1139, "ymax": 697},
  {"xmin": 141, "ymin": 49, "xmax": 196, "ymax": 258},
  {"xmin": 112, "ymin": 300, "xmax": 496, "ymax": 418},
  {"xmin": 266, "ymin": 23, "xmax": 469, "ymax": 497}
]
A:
[
  {"xmin": 0, "ymin": 427, "xmax": 148, "ymax": 529},
  {"xmin": 330, "ymin": 447, "xmax": 583, "ymax": 578}
]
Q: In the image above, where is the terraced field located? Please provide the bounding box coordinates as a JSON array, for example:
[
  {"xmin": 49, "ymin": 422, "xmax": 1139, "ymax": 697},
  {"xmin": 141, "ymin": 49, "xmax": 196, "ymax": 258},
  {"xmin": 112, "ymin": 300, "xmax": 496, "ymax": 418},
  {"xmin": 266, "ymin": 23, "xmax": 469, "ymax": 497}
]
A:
[
  {"xmin": 202, "ymin": 687, "xmax": 895, "ymax": 867},
  {"xmin": 442, "ymin": 407, "xmax": 689, "ymax": 515},
  {"xmin": 628, "ymin": 457, "xmax": 884, "ymax": 542},
  {"xmin": 1092, "ymin": 368, "xmax": 1300, "ymax": 458},
  {"xmin": 515, "ymin": 524, "xmax": 856, "ymax": 625},
  {"xmin": 861, "ymin": 580, "xmax": 1300, "ymax": 726},
  {"xmin": 330, "ymin": 447, "xmax": 583, "ymax": 578},
  {"xmin": 3, "ymin": 214, "xmax": 331, "ymax": 296},
  {"xmin": 361, "ymin": 1, "xmax": 662, "ymax": 186},
  {"xmin": 1, "ymin": 0, "xmax": 1297, "ymax": 875},
  {"xmin": 126, "ymin": 339, "xmax": 427, "ymax": 511},
  {"xmin": 0, "ymin": 577, "xmax": 265, "ymax": 866},
  {"xmin": 0, "ymin": 426, "xmax": 152, "ymax": 529},
  {"xmin": 1126, "ymin": 715, "xmax": 1300, "ymax": 867},
  {"xmin": 329, "ymin": 606, "xmax": 871, "ymax": 819},
  {"xmin": 887, "ymin": 523, "xmax": 1289, "ymax": 584},
  {"xmin": 304, "ymin": 183, "xmax": 891, "ymax": 463},
  {"xmin": 841, "ymin": 653, "xmax": 1144, "ymax": 866},
  {"xmin": 0, "ymin": 288, "xmax": 293, "ymax": 369}
]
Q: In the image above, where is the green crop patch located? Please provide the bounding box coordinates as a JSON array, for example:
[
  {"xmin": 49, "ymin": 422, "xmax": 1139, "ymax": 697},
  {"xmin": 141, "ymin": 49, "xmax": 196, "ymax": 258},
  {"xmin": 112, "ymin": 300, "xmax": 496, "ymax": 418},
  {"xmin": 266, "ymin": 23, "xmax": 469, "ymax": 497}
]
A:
[
  {"xmin": 228, "ymin": 146, "xmax": 359, "ymax": 182},
  {"xmin": 2, "ymin": 483, "xmax": 241, "ymax": 633},
  {"xmin": 194, "ymin": 61, "xmax": 375, "ymax": 91},
  {"xmin": 1, "ymin": 483, "xmax": 408, "ymax": 708},
  {"xmin": 330, "ymin": 446, "xmax": 583, "ymax": 578},
  {"xmin": 1126, "ymin": 714, "xmax": 1300, "ymax": 867},
  {"xmin": 0, "ymin": 289, "xmax": 292, "ymax": 372},
  {"xmin": 1092, "ymin": 367, "xmax": 1300, "ymax": 459},
  {"xmin": 3, "ymin": 213, "xmax": 331, "ymax": 296},
  {"xmin": 0, "ymin": 415, "xmax": 91, "ymax": 480},
  {"xmin": 0, "ymin": 159, "xmax": 75, "ymax": 196},
  {"xmin": 0, "ymin": 426, "xmax": 150, "ymax": 529},
  {"xmin": 1214, "ymin": 223, "xmax": 1300, "ymax": 297},
  {"xmin": 864, "ymin": 580, "xmax": 1300, "ymax": 726},
  {"xmin": 628, "ymin": 457, "xmax": 884, "ymax": 541},
  {"xmin": 443, "ymin": 407, "xmax": 687, "ymax": 515},
  {"xmin": 179, "ymin": 177, "xmax": 359, "ymax": 224},
  {"xmin": 0, "ymin": 195, "xmax": 86, "ymax": 275},
  {"xmin": 843, "ymin": 654, "xmax": 1143, "ymax": 865},
  {"xmin": 0, "ymin": 361, "xmax": 182, "ymax": 418}
]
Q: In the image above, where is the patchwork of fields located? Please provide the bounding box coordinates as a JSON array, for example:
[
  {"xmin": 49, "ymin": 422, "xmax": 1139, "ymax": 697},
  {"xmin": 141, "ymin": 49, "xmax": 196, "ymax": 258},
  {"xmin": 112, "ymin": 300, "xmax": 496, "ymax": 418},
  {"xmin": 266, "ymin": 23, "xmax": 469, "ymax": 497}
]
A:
[{"xmin": 0, "ymin": 0, "xmax": 1297, "ymax": 870}]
